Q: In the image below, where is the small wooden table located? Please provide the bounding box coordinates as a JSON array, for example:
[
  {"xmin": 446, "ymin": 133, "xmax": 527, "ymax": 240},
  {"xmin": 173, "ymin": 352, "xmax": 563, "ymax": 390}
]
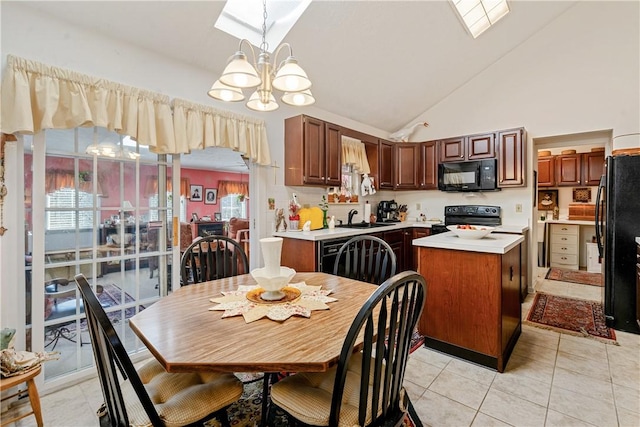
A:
[
  {"xmin": 129, "ymin": 272, "xmax": 377, "ymax": 425},
  {"xmin": 0, "ymin": 366, "xmax": 43, "ymax": 426}
]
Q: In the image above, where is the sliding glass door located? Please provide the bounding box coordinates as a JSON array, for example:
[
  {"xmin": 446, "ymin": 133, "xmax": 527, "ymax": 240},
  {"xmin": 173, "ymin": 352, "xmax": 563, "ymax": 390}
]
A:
[{"xmin": 25, "ymin": 127, "xmax": 174, "ymax": 384}]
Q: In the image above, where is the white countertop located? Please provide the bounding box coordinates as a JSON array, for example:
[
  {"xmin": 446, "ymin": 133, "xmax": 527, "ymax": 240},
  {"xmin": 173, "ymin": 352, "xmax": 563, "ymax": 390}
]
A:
[
  {"xmin": 413, "ymin": 232, "xmax": 524, "ymax": 254},
  {"xmin": 273, "ymin": 221, "xmax": 529, "ymax": 241}
]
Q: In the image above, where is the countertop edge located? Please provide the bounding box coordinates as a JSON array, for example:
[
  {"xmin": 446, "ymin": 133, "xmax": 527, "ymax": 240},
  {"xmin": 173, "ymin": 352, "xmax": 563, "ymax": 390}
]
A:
[{"xmin": 413, "ymin": 232, "xmax": 524, "ymax": 254}]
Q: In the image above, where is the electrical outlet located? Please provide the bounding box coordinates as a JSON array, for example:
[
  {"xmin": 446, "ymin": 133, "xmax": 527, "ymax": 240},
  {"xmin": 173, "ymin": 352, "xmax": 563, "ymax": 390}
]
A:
[
  {"xmin": 416, "ymin": 203, "xmax": 421, "ymax": 210},
  {"xmin": 515, "ymin": 204, "xmax": 522, "ymax": 213}
]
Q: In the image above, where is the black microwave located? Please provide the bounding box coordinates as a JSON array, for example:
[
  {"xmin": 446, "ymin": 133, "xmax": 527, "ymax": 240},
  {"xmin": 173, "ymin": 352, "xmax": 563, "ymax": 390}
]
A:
[{"xmin": 437, "ymin": 159, "xmax": 499, "ymax": 192}]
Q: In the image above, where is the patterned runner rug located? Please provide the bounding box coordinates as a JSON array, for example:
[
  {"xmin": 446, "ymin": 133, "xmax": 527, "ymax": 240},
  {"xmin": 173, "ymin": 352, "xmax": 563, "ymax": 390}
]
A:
[
  {"xmin": 525, "ymin": 292, "xmax": 617, "ymax": 344},
  {"xmin": 205, "ymin": 378, "xmax": 421, "ymax": 426},
  {"xmin": 545, "ymin": 267, "xmax": 603, "ymax": 286}
]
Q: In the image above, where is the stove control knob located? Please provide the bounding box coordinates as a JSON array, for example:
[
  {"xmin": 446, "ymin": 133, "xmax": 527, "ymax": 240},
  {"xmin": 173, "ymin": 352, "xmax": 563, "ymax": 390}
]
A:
[{"xmin": 492, "ymin": 208, "xmax": 497, "ymax": 213}]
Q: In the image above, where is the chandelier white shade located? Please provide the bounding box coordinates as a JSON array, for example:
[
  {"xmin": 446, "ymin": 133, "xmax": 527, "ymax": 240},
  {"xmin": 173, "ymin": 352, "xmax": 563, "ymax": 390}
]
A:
[{"xmin": 208, "ymin": 0, "xmax": 314, "ymax": 112}]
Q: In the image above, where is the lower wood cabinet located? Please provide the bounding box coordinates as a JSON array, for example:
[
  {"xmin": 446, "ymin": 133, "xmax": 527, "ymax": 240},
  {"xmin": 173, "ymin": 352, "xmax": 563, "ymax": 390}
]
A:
[
  {"xmin": 416, "ymin": 243, "xmax": 521, "ymax": 372},
  {"xmin": 636, "ymin": 243, "xmax": 639, "ymax": 327}
]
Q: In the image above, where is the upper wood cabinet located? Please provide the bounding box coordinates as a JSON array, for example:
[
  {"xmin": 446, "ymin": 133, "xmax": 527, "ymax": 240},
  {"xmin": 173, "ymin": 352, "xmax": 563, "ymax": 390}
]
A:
[
  {"xmin": 439, "ymin": 133, "xmax": 495, "ymax": 162},
  {"xmin": 497, "ymin": 128, "xmax": 526, "ymax": 188},
  {"xmin": 419, "ymin": 141, "xmax": 438, "ymax": 190},
  {"xmin": 395, "ymin": 143, "xmax": 421, "ymax": 190},
  {"xmin": 284, "ymin": 115, "xmax": 341, "ymax": 187},
  {"xmin": 555, "ymin": 153, "xmax": 582, "ymax": 186},
  {"xmin": 378, "ymin": 139, "xmax": 395, "ymax": 189},
  {"xmin": 537, "ymin": 155, "xmax": 556, "ymax": 187},
  {"xmin": 582, "ymin": 151, "xmax": 605, "ymax": 185}
]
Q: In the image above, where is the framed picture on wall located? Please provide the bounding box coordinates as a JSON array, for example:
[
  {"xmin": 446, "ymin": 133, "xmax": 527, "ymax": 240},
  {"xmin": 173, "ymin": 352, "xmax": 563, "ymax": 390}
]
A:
[
  {"xmin": 190, "ymin": 185, "xmax": 203, "ymax": 201},
  {"xmin": 537, "ymin": 189, "xmax": 558, "ymax": 211},
  {"xmin": 204, "ymin": 188, "xmax": 218, "ymax": 205},
  {"xmin": 214, "ymin": 212, "xmax": 222, "ymax": 221}
]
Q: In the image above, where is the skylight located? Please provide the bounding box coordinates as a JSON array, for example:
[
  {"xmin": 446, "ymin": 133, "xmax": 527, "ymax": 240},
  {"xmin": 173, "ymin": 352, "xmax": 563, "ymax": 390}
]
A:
[
  {"xmin": 451, "ymin": 0, "xmax": 510, "ymax": 38},
  {"xmin": 215, "ymin": 0, "xmax": 311, "ymax": 53}
]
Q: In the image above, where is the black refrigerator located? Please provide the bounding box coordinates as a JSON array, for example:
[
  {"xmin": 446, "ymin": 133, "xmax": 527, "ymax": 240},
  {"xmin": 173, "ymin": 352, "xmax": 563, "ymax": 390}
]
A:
[{"xmin": 596, "ymin": 155, "xmax": 640, "ymax": 334}]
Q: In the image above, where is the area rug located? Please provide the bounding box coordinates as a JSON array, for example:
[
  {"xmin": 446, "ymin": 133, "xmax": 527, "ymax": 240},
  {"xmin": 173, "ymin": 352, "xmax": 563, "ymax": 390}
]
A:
[
  {"xmin": 525, "ymin": 293, "xmax": 617, "ymax": 344},
  {"xmin": 204, "ymin": 377, "xmax": 421, "ymax": 426},
  {"xmin": 45, "ymin": 283, "xmax": 140, "ymax": 346},
  {"xmin": 545, "ymin": 267, "xmax": 603, "ymax": 287}
]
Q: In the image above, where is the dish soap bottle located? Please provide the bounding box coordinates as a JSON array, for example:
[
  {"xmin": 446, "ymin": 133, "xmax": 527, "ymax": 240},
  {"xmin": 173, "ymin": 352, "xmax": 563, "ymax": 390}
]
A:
[{"xmin": 328, "ymin": 215, "xmax": 336, "ymax": 229}]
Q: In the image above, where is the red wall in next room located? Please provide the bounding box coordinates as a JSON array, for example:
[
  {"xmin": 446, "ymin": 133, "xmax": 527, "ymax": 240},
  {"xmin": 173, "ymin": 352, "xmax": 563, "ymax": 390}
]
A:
[{"xmin": 182, "ymin": 168, "xmax": 248, "ymax": 220}]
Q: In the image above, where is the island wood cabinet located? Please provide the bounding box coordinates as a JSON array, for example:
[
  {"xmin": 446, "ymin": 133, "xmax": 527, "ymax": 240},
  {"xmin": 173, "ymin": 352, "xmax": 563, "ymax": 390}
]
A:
[
  {"xmin": 537, "ymin": 155, "xmax": 556, "ymax": 187},
  {"xmin": 497, "ymin": 128, "xmax": 526, "ymax": 187},
  {"xmin": 439, "ymin": 133, "xmax": 496, "ymax": 163},
  {"xmin": 284, "ymin": 115, "xmax": 341, "ymax": 187},
  {"xmin": 417, "ymin": 243, "xmax": 521, "ymax": 372}
]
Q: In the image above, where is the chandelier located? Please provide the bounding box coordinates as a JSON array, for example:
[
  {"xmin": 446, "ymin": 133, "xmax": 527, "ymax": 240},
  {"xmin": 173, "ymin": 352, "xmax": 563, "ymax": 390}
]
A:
[{"xmin": 207, "ymin": 0, "xmax": 314, "ymax": 112}]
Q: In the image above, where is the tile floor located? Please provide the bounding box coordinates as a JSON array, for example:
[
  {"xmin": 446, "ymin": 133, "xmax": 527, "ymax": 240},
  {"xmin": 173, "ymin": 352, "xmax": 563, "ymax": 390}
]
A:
[{"xmin": 4, "ymin": 269, "xmax": 640, "ymax": 426}]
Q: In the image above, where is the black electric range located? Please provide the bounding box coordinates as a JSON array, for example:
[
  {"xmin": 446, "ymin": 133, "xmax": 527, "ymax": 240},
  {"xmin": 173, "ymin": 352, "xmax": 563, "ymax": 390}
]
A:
[{"xmin": 431, "ymin": 205, "xmax": 502, "ymax": 235}]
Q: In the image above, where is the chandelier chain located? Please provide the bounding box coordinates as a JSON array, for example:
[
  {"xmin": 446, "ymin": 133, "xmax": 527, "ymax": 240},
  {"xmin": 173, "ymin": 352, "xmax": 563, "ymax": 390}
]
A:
[{"xmin": 260, "ymin": 0, "xmax": 269, "ymax": 53}]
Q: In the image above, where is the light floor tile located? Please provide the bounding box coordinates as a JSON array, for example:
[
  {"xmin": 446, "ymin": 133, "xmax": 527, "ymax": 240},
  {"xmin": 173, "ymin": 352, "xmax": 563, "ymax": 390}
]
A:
[
  {"xmin": 470, "ymin": 412, "xmax": 512, "ymax": 427},
  {"xmin": 612, "ymin": 383, "xmax": 640, "ymax": 414},
  {"xmin": 518, "ymin": 326, "xmax": 560, "ymax": 351},
  {"xmin": 555, "ymin": 351, "xmax": 611, "ymax": 383},
  {"xmin": 405, "ymin": 357, "xmax": 444, "ymax": 389},
  {"xmin": 490, "ymin": 370, "xmax": 551, "ymax": 407},
  {"xmin": 413, "ymin": 347, "xmax": 453, "ymax": 369},
  {"xmin": 544, "ymin": 408, "xmax": 595, "ymax": 427},
  {"xmin": 480, "ymin": 388, "xmax": 547, "ymax": 427},
  {"xmin": 552, "ymin": 367, "xmax": 614, "ymax": 403},
  {"xmin": 610, "ymin": 362, "xmax": 640, "ymax": 391},
  {"xmin": 548, "ymin": 384, "xmax": 618, "ymax": 426},
  {"xmin": 413, "ymin": 389, "xmax": 477, "ymax": 427},
  {"xmin": 558, "ymin": 334, "xmax": 608, "ymax": 360},
  {"xmin": 512, "ymin": 340, "xmax": 558, "ymax": 366},
  {"xmin": 428, "ymin": 370, "xmax": 489, "ymax": 410},
  {"xmin": 617, "ymin": 405, "xmax": 640, "ymax": 427},
  {"xmin": 504, "ymin": 353, "xmax": 555, "ymax": 385},
  {"xmin": 403, "ymin": 379, "xmax": 426, "ymax": 402},
  {"xmin": 444, "ymin": 358, "xmax": 496, "ymax": 386}
]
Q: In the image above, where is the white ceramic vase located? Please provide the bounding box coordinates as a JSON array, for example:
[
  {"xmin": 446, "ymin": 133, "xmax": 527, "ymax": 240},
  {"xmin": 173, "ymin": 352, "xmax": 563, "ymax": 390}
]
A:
[{"xmin": 259, "ymin": 237, "xmax": 283, "ymax": 277}]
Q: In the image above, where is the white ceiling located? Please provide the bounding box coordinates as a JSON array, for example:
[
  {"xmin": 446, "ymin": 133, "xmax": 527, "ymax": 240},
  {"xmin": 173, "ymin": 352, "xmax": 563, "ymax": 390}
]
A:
[{"xmin": 17, "ymin": 0, "xmax": 579, "ymax": 171}]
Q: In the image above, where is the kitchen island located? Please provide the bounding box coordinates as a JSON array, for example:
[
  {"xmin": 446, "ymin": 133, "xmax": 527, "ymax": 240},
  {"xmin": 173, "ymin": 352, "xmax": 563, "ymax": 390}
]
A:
[{"xmin": 413, "ymin": 232, "xmax": 524, "ymax": 372}]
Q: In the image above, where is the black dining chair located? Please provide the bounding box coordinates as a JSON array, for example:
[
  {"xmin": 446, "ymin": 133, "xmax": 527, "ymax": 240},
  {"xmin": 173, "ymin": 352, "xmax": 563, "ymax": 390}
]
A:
[
  {"xmin": 74, "ymin": 274, "xmax": 244, "ymax": 427},
  {"xmin": 270, "ymin": 270, "xmax": 426, "ymax": 426},
  {"xmin": 333, "ymin": 235, "xmax": 397, "ymax": 285},
  {"xmin": 180, "ymin": 235, "xmax": 249, "ymax": 285}
]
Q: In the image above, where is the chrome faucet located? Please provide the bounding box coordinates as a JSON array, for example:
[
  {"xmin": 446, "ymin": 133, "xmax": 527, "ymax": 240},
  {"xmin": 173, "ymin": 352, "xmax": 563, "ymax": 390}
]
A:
[{"xmin": 348, "ymin": 209, "xmax": 358, "ymax": 225}]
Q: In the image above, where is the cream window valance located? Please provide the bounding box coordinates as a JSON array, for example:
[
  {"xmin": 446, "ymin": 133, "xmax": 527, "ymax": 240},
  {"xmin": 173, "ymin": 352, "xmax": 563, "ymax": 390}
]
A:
[
  {"xmin": 1, "ymin": 55, "xmax": 271, "ymax": 164},
  {"xmin": 0, "ymin": 55, "xmax": 175, "ymax": 154},
  {"xmin": 341, "ymin": 135, "xmax": 370, "ymax": 174},
  {"xmin": 172, "ymin": 98, "xmax": 271, "ymax": 166}
]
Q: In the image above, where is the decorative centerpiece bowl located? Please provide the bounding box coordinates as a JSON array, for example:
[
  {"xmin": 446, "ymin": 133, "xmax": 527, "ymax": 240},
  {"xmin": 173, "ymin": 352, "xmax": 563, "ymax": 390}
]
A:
[
  {"xmin": 250, "ymin": 267, "xmax": 296, "ymax": 300},
  {"xmin": 447, "ymin": 225, "xmax": 495, "ymax": 240}
]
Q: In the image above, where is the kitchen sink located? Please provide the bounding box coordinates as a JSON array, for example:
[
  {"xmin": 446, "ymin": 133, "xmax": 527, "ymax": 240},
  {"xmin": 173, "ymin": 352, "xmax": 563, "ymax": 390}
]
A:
[{"xmin": 337, "ymin": 222, "xmax": 396, "ymax": 229}]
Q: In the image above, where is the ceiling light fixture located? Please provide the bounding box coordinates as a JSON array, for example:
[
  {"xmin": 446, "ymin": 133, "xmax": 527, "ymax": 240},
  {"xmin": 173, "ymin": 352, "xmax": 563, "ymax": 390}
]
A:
[
  {"xmin": 451, "ymin": 0, "xmax": 510, "ymax": 39},
  {"xmin": 207, "ymin": 0, "xmax": 314, "ymax": 112}
]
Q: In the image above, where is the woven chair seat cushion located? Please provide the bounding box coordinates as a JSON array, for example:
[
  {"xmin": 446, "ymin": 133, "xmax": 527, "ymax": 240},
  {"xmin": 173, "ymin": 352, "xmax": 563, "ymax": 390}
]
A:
[
  {"xmin": 120, "ymin": 358, "xmax": 243, "ymax": 427},
  {"xmin": 271, "ymin": 353, "xmax": 385, "ymax": 427}
]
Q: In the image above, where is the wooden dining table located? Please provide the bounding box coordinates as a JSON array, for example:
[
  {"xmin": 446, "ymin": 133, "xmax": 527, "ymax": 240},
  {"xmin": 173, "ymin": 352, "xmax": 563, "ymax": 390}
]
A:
[{"xmin": 128, "ymin": 272, "xmax": 378, "ymax": 424}]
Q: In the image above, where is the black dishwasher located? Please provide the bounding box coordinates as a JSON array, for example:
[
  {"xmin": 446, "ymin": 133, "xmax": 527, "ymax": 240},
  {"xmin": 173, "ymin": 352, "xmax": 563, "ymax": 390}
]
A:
[{"xmin": 318, "ymin": 237, "xmax": 353, "ymax": 274}]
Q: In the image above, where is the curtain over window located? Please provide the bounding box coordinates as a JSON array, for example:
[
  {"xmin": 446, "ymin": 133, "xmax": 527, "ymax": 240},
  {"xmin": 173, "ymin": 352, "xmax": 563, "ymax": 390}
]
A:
[
  {"xmin": 172, "ymin": 98, "xmax": 271, "ymax": 166},
  {"xmin": 341, "ymin": 135, "xmax": 370, "ymax": 174},
  {"xmin": 1, "ymin": 55, "xmax": 175, "ymax": 153},
  {"xmin": 218, "ymin": 180, "xmax": 249, "ymax": 199},
  {"xmin": 44, "ymin": 169, "xmax": 105, "ymax": 196}
]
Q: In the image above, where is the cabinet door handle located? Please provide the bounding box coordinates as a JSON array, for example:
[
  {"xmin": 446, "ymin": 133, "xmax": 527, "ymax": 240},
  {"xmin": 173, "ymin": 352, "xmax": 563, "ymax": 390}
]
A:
[
  {"xmin": 510, "ymin": 266, "xmax": 514, "ymax": 281},
  {"xmin": 562, "ymin": 247, "xmax": 567, "ymax": 250}
]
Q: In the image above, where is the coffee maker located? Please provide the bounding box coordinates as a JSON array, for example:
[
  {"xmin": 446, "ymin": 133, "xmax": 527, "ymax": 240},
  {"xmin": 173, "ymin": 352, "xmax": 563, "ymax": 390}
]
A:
[{"xmin": 377, "ymin": 200, "xmax": 399, "ymax": 222}]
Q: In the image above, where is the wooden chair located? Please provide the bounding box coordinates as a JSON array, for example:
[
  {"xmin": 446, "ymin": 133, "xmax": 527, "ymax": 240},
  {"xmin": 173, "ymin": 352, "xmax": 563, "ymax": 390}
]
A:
[
  {"xmin": 74, "ymin": 274, "xmax": 243, "ymax": 427},
  {"xmin": 270, "ymin": 271, "xmax": 427, "ymax": 426},
  {"xmin": 333, "ymin": 235, "xmax": 397, "ymax": 285},
  {"xmin": 180, "ymin": 235, "xmax": 248, "ymax": 285},
  {"xmin": 0, "ymin": 365, "xmax": 43, "ymax": 426}
]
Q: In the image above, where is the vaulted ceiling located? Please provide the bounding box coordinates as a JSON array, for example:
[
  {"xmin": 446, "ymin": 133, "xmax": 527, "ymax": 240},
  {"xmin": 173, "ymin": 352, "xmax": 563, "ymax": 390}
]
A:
[{"xmin": 15, "ymin": 1, "xmax": 579, "ymax": 171}]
